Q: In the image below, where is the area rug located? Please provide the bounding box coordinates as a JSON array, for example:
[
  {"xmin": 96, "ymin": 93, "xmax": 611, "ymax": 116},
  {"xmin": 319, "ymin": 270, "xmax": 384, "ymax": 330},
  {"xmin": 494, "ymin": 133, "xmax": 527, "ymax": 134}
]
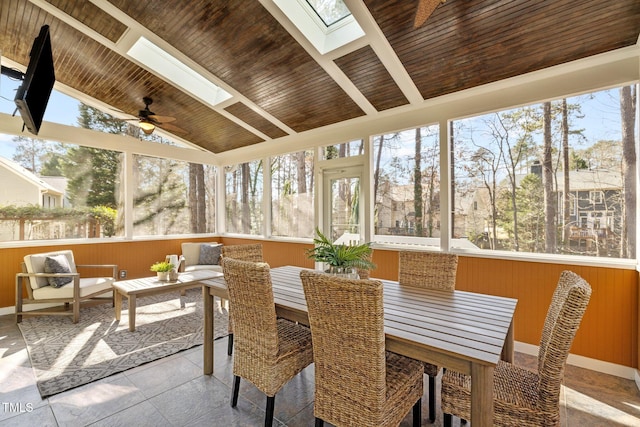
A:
[{"xmin": 18, "ymin": 288, "xmax": 228, "ymax": 398}]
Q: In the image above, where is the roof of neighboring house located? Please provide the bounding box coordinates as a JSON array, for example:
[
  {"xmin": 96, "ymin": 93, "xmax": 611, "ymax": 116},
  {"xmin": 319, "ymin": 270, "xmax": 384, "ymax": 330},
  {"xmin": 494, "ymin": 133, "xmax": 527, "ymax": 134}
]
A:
[
  {"xmin": 0, "ymin": 156, "xmax": 63, "ymax": 196},
  {"xmin": 40, "ymin": 176, "xmax": 68, "ymax": 194},
  {"xmin": 559, "ymin": 169, "xmax": 622, "ymax": 191},
  {"xmin": 516, "ymin": 169, "xmax": 622, "ymax": 191}
]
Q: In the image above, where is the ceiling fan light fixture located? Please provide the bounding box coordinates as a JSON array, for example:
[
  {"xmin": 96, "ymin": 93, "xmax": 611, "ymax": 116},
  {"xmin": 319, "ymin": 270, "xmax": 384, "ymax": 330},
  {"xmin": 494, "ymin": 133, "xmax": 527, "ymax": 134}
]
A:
[{"xmin": 139, "ymin": 120, "xmax": 155, "ymax": 135}]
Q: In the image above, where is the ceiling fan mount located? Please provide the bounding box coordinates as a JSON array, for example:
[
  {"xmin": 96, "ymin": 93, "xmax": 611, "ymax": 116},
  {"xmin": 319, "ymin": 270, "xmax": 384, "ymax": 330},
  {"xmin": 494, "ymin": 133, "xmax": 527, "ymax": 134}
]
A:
[{"xmin": 139, "ymin": 96, "xmax": 155, "ymax": 119}]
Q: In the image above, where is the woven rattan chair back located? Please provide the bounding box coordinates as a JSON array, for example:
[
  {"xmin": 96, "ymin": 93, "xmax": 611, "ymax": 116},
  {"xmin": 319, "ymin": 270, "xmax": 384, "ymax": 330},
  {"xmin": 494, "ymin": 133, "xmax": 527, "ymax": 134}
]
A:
[
  {"xmin": 398, "ymin": 251, "xmax": 458, "ymax": 290},
  {"xmin": 301, "ymin": 270, "xmax": 423, "ymax": 427},
  {"xmin": 398, "ymin": 250, "xmax": 458, "ymax": 422},
  {"xmin": 536, "ymin": 270, "xmax": 592, "ymax": 412},
  {"xmin": 220, "ymin": 243, "xmax": 264, "ymax": 355},
  {"xmin": 223, "ymin": 259, "xmax": 314, "ymax": 427},
  {"xmin": 441, "ymin": 270, "xmax": 591, "ymax": 427},
  {"xmin": 301, "ymin": 270, "xmax": 387, "ymax": 424},
  {"xmin": 221, "ymin": 243, "xmax": 264, "ymax": 263},
  {"xmin": 223, "ymin": 258, "xmax": 279, "ymax": 381},
  {"xmin": 356, "ymin": 249, "xmax": 374, "ymax": 279}
]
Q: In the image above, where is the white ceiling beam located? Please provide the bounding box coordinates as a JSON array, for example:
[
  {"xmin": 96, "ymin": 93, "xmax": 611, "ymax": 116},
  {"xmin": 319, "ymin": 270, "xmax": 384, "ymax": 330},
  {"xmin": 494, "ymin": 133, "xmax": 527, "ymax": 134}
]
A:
[
  {"xmin": 344, "ymin": 0, "xmax": 424, "ymax": 105},
  {"xmin": 0, "ymin": 113, "xmax": 219, "ymax": 165}
]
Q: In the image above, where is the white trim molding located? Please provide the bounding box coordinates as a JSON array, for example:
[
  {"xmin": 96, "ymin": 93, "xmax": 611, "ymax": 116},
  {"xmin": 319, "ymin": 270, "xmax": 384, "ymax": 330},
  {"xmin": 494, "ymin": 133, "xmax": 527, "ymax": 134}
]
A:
[{"xmin": 515, "ymin": 341, "xmax": 637, "ymax": 382}]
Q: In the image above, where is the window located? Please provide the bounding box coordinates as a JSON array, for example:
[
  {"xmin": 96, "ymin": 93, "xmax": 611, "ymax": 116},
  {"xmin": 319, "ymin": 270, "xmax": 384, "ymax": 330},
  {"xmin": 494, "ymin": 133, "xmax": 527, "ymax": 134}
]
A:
[
  {"xmin": 372, "ymin": 125, "xmax": 440, "ymax": 247},
  {"xmin": 133, "ymin": 156, "xmax": 215, "ymax": 236},
  {"xmin": 271, "ymin": 150, "xmax": 315, "ymax": 238},
  {"xmin": 305, "ymin": 0, "xmax": 351, "ymax": 26},
  {"xmin": 225, "ymin": 160, "xmax": 263, "ymax": 235},
  {"xmin": 322, "ymin": 139, "xmax": 366, "ymax": 160},
  {"xmin": 274, "ymin": 0, "xmax": 364, "ymax": 55},
  {"xmin": 451, "ymin": 85, "xmax": 636, "ymax": 258},
  {"xmin": 0, "ymin": 139, "xmax": 122, "ymax": 241},
  {"xmin": 590, "ymin": 190, "xmax": 604, "ymax": 204}
]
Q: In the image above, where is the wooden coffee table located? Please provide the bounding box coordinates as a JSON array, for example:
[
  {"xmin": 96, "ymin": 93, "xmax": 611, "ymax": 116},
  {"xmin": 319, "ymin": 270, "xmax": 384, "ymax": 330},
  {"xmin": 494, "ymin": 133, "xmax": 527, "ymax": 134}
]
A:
[{"xmin": 113, "ymin": 270, "xmax": 223, "ymax": 331}]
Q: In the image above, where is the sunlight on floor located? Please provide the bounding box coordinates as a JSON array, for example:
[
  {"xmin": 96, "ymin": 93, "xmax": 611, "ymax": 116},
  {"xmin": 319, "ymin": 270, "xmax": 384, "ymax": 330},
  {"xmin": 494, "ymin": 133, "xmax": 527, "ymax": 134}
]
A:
[{"xmin": 564, "ymin": 385, "xmax": 640, "ymax": 425}]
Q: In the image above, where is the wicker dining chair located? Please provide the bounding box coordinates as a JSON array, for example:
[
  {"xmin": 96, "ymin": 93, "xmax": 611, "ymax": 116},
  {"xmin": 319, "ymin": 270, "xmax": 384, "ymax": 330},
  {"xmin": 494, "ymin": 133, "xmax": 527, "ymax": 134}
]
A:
[
  {"xmin": 355, "ymin": 249, "xmax": 374, "ymax": 279},
  {"xmin": 398, "ymin": 250, "xmax": 459, "ymax": 423},
  {"xmin": 222, "ymin": 258, "xmax": 313, "ymax": 427},
  {"xmin": 221, "ymin": 243, "xmax": 264, "ymax": 356},
  {"xmin": 300, "ymin": 270, "xmax": 423, "ymax": 427},
  {"xmin": 441, "ymin": 270, "xmax": 592, "ymax": 427}
]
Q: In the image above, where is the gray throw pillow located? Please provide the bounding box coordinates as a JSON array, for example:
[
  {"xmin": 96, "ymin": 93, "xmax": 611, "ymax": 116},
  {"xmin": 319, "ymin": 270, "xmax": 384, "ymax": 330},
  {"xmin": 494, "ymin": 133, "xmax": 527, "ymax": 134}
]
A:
[
  {"xmin": 198, "ymin": 244, "xmax": 222, "ymax": 265},
  {"xmin": 44, "ymin": 255, "xmax": 73, "ymax": 288}
]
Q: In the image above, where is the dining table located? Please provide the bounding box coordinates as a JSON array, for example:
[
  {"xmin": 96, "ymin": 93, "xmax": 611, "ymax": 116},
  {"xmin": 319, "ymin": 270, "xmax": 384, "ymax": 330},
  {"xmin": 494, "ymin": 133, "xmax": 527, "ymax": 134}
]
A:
[{"xmin": 201, "ymin": 265, "xmax": 517, "ymax": 427}]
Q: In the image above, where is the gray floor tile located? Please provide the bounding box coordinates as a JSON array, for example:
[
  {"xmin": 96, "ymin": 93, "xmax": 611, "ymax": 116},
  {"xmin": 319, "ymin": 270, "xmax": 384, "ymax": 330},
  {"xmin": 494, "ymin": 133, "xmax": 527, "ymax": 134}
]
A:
[
  {"xmin": 0, "ymin": 404, "xmax": 57, "ymax": 427},
  {"xmin": 48, "ymin": 374, "xmax": 147, "ymax": 427},
  {"xmin": 87, "ymin": 400, "xmax": 172, "ymax": 427}
]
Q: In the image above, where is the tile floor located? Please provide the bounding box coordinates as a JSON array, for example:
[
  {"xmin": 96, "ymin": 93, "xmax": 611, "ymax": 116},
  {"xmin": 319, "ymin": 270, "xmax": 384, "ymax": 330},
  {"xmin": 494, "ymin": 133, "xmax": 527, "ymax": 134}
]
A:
[{"xmin": 1, "ymin": 311, "xmax": 640, "ymax": 426}]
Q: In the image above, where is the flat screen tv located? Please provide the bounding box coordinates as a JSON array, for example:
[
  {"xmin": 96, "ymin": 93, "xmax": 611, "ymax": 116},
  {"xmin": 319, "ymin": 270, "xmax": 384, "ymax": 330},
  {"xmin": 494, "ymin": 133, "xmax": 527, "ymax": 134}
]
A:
[{"xmin": 14, "ymin": 25, "xmax": 55, "ymax": 136}]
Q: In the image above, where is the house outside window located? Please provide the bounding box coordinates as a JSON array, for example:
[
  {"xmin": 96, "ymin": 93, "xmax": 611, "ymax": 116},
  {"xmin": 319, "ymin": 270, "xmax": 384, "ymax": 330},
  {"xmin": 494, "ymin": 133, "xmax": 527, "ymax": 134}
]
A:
[{"xmin": 371, "ymin": 125, "xmax": 440, "ymax": 247}]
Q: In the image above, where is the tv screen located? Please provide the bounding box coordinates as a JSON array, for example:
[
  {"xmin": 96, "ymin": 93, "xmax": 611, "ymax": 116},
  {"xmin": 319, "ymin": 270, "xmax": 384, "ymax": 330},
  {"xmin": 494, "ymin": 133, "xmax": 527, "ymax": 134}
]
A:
[{"xmin": 14, "ymin": 25, "xmax": 55, "ymax": 136}]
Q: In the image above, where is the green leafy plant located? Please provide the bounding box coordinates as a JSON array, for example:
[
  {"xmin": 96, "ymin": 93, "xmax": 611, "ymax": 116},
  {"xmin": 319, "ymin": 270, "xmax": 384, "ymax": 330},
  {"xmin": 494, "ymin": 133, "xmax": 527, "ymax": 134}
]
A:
[
  {"xmin": 306, "ymin": 228, "xmax": 375, "ymax": 271},
  {"xmin": 150, "ymin": 261, "xmax": 174, "ymax": 272}
]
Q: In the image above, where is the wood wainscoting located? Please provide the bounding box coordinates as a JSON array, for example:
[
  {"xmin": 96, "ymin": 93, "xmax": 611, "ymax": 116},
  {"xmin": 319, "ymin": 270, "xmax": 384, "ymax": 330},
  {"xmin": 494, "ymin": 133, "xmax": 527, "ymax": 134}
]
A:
[{"xmin": 1, "ymin": 238, "xmax": 636, "ymax": 370}]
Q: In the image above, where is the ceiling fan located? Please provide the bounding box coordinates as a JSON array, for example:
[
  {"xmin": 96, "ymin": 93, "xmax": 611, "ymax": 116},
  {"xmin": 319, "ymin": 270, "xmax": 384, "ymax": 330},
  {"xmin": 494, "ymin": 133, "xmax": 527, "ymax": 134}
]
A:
[
  {"xmin": 414, "ymin": 0, "xmax": 446, "ymax": 28},
  {"xmin": 129, "ymin": 97, "xmax": 185, "ymax": 135}
]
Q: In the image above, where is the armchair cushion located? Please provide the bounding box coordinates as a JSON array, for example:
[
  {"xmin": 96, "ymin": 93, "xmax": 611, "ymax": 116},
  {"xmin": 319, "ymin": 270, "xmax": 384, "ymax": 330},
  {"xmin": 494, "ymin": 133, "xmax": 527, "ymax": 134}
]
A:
[
  {"xmin": 44, "ymin": 255, "xmax": 73, "ymax": 288},
  {"xmin": 24, "ymin": 250, "xmax": 77, "ymax": 290},
  {"xmin": 32, "ymin": 277, "xmax": 114, "ymax": 299},
  {"xmin": 198, "ymin": 243, "xmax": 222, "ymax": 265},
  {"xmin": 184, "ymin": 264, "xmax": 223, "ymax": 273}
]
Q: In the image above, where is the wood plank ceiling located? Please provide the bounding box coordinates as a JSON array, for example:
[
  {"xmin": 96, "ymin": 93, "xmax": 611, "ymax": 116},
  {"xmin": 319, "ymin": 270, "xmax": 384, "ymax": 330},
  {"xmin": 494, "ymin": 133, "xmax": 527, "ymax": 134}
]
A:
[{"xmin": 0, "ymin": 0, "xmax": 638, "ymax": 154}]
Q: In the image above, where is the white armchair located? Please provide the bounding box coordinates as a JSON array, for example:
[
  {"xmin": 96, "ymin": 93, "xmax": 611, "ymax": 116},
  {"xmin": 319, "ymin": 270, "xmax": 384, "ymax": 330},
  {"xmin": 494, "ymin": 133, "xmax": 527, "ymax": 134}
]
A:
[{"xmin": 16, "ymin": 250, "xmax": 117, "ymax": 323}]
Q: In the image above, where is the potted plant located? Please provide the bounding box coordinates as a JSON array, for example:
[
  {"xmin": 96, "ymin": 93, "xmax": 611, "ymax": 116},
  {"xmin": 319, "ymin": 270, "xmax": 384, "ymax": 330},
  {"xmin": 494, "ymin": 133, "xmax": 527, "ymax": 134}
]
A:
[
  {"xmin": 306, "ymin": 228, "xmax": 375, "ymax": 277},
  {"xmin": 150, "ymin": 261, "xmax": 174, "ymax": 281}
]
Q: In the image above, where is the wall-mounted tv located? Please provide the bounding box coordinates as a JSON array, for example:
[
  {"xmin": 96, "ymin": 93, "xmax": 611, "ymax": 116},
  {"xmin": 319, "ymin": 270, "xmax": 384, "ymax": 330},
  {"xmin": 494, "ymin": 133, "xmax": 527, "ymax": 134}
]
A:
[{"xmin": 14, "ymin": 25, "xmax": 55, "ymax": 136}]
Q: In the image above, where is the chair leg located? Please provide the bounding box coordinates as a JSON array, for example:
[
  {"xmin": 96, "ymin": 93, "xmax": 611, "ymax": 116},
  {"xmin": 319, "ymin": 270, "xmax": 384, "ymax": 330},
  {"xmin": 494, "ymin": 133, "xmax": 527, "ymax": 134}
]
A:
[
  {"xmin": 15, "ymin": 277, "xmax": 23, "ymax": 324},
  {"xmin": 444, "ymin": 413, "xmax": 452, "ymax": 427},
  {"xmin": 265, "ymin": 395, "xmax": 275, "ymax": 427},
  {"xmin": 428, "ymin": 374, "xmax": 436, "ymax": 422},
  {"xmin": 412, "ymin": 397, "xmax": 422, "ymax": 427},
  {"xmin": 72, "ymin": 302, "xmax": 80, "ymax": 323},
  {"xmin": 231, "ymin": 376, "xmax": 240, "ymax": 407},
  {"xmin": 315, "ymin": 418, "xmax": 324, "ymax": 427},
  {"xmin": 227, "ymin": 333, "xmax": 234, "ymax": 356}
]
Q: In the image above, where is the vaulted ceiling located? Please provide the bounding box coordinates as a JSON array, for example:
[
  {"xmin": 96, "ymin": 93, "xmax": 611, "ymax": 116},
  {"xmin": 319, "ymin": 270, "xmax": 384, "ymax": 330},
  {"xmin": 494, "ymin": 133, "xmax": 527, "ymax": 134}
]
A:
[{"xmin": 1, "ymin": 0, "xmax": 639, "ymax": 157}]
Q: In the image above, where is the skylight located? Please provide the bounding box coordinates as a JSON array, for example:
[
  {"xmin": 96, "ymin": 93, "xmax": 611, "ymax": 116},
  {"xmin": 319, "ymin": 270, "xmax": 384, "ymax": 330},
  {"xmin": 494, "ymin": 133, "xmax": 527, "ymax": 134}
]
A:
[
  {"xmin": 305, "ymin": 0, "xmax": 351, "ymax": 27},
  {"xmin": 274, "ymin": 0, "xmax": 364, "ymax": 55},
  {"xmin": 127, "ymin": 37, "xmax": 232, "ymax": 108}
]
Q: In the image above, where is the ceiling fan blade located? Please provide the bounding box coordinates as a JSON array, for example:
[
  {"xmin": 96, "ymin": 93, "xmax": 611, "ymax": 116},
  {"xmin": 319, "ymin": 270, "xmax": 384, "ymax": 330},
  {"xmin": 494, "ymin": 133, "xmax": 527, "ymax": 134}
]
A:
[
  {"xmin": 414, "ymin": 0, "xmax": 444, "ymax": 28},
  {"xmin": 158, "ymin": 122, "xmax": 187, "ymax": 134},
  {"xmin": 148, "ymin": 114, "xmax": 177, "ymax": 123}
]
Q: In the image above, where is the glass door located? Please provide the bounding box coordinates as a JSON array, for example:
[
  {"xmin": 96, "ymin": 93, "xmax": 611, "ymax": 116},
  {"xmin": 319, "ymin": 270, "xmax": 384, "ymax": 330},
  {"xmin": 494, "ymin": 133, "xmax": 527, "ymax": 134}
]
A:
[{"xmin": 322, "ymin": 167, "xmax": 363, "ymax": 244}]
